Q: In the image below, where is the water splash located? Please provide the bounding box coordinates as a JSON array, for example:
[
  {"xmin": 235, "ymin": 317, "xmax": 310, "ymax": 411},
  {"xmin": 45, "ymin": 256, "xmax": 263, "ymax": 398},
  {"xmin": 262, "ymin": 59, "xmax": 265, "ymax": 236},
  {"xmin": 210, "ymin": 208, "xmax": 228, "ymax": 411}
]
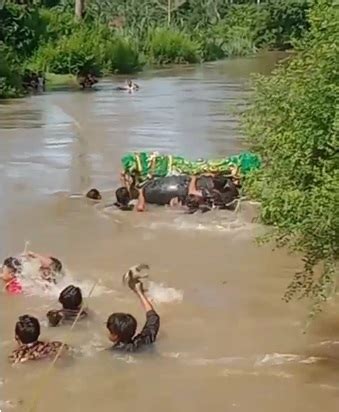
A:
[
  {"xmin": 18, "ymin": 259, "xmax": 110, "ymax": 298},
  {"xmin": 255, "ymin": 353, "xmax": 324, "ymax": 366},
  {"xmin": 147, "ymin": 281, "xmax": 183, "ymax": 303}
]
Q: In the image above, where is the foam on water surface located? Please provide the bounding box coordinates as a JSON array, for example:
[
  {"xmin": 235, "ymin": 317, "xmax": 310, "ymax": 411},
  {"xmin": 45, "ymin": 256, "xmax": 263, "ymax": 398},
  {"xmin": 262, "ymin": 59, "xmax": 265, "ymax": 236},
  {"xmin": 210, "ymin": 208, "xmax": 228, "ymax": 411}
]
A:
[
  {"xmin": 255, "ymin": 353, "xmax": 324, "ymax": 366},
  {"xmin": 147, "ymin": 281, "xmax": 183, "ymax": 304},
  {"xmin": 18, "ymin": 259, "xmax": 111, "ymax": 298},
  {"xmin": 97, "ymin": 201, "xmax": 259, "ymax": 234}
]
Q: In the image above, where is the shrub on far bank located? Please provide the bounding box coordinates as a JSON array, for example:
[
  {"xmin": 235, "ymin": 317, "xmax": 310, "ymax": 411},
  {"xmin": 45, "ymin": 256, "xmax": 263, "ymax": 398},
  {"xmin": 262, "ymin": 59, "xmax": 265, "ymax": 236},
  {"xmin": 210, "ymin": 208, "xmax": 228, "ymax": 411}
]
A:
[
  {"xmin": 146, "ymin": 28, "xmax": 201, "ymax": 65},
  {"xmin": 28, "ymin": 27, "xmax": 103, "ymax": 75},
  {"xmin": 0, "ymin": 51, "xmax": 23, "ymax": 98},
  {"xmin": 29, "ymin": 25, "xmax": 142, "ymax": 76},
  {"xmin": 103, "ymin": 37, "xmax": 142, "ymax": 74}
]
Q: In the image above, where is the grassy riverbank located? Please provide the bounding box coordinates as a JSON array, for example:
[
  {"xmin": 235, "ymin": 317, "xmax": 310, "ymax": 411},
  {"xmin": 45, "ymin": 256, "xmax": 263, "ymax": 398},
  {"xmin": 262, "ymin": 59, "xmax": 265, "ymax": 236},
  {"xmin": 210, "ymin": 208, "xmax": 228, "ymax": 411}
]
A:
[
  {"xmin": 45, "ymin": 73, "xmax": 78, "ymax": 89},
  {"xmin": 0, "ymin": 0, "xmax": 310, "ymax": 98}
]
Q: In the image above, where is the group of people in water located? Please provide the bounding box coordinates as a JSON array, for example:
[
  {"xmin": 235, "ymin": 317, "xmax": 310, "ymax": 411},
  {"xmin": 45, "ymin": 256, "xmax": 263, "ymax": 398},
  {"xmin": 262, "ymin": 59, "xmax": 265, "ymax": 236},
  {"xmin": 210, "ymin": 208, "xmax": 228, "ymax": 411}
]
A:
[
  {"xmin": 23, "ymin": 70, "xmax": 139, "ymax": 93},
  {"xmin": 1, "ymin": 249, "xmax": 159, "ymax": 363},
  {"xmin": 76, "ymin": 74, "xmax": 139, "ymax": 92},
  {"xmin": 2, "ymin": 154, "xmax": 242, "ymax": 364},
  {"xmin": 86, "ymin": 170, "xmax": 240, "ymax": 213}
]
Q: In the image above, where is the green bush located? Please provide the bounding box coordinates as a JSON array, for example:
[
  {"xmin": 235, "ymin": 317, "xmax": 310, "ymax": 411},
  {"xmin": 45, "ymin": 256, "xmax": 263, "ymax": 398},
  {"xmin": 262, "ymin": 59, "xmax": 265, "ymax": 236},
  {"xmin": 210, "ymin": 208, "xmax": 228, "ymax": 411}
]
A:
[
  {"xmin": 103, "ymin": 37, "xmax": 141, "ymax": 74},
  {"xmin": 225, "ymin": 4, "xmax": 271, "ymax": 47},
  {"xmin": 264, "ymin": 0, "xmax": 310, "ymax": 49},
  {"xmin": 39, "ymin": 9, "xmax": 76, "ymax": 39},
  {"xmin": 29, "ymin": 29, "xmax": 101, "ymax": 75},
  {"xmin": 0, "ymin": 51, "xmax": 23, "ymax": 98},
  {"xmin": 243, "ymin": 0, "xmax": 339, "ymax": 315},
  {"xmin": 0, "ymin": 4, "xmax": 47, "ymax": 60},
  {"xmin": 146, "ymin": 27, "xmax": 201, "ymax": 65},
  {"xmin": 207, "ymin": 22, "xmax": 256, "ymax": 58}
]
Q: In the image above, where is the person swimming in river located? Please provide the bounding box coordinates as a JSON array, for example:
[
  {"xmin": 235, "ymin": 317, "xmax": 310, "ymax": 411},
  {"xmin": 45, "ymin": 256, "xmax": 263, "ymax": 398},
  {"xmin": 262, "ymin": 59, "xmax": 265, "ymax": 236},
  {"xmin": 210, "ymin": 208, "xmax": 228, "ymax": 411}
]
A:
[
  {"xmin": 114, "ymin": 174, "xmax": 239, "ymax": 213},
  {"xmin": 25, "ymin": 251, "xmax": 64, "ymax": 284},
  {"xmin": 9, "ymin": 315, "xmax": 67, "ymax": 364},
  {"xmin": 1, "ymin": 251, "xmax": 63, "ymax": 294},
  {"xmin": 47, "ymin": 285, "xmax": 88, "ymax": 327},
  {"xmin": 106, "ymin": 265, "xmax": 160, "ymax": 352},
  {"xmin": 1, "ymin": 257, "xmax": 23, "ymax": 294},
  {"xmin": 78, "ymin": 72, "xmax": 98, "ymax": 89},
  {"xmin": 117, "ymin": 79, "xmax": 139, "ymax": 92},
  {"xmin": 86, "ymin": 188, "xmax": 102, "ymax": 201}
]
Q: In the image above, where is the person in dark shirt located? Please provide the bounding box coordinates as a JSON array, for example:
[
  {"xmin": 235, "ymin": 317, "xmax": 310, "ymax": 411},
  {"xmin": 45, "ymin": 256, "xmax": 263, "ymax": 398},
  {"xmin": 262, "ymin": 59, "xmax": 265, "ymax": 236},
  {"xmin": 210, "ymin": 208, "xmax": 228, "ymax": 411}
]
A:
[
  {"xmin": 9, "ymin": 315, "xmax": 67, "ymax": 364},
  {"xmin": 106, "ymin": 280, "xmax": 160, "ymax": 352},
  {"xmin": 47, "ymin": 285, "xmax": 88, "ymax": 327}
]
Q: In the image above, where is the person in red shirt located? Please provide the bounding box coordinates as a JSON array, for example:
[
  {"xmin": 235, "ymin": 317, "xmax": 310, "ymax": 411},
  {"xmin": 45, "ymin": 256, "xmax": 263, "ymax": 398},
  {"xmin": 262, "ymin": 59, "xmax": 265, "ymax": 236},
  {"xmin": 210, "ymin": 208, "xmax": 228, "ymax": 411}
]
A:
[
  {"xmin": 1, "ymin": 257, "xmax": 23, "ymax": 295},
  {"xmin": 1, "ymin": 251, "xmax": 63, "ymax": 294}
]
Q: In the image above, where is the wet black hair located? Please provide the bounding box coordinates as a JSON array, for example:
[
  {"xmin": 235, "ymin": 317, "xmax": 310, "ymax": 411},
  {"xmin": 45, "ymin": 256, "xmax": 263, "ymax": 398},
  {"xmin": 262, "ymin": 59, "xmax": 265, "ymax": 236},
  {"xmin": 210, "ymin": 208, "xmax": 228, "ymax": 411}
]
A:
[
  {"xmin": 212, "ymin": 191, "xmax": 238, "ymax": 211},
  {"xmin": 3, "ymin": 257, "xmax": 22, "ymax": 274},
  {"xmin": 59, "ymin": 285, "xmax": 82, "ymax": 310},
  {"xmin": 185, "ymin": 194, "xmax": 201, "ymax": 214},
  {"xmin": 106, "ymin": 313, "xmax": 137, "ymax": 343},
  {"xmin": 50, "ymin": 257, "xmax": 62, "ymax": 273},
  {"xmin": 15, "ymin": 315, "xmax": 40, "ymax": 344},
  {"xmin": 115, "ymin": 187, "xmax": 130, "ymax": 205},
  {"xmin": 86, "ymin": 188, "xmax": 102, "ymax": 200},
  {"xmin": 213, "ymin": 175, "xmax": 228, "ymax": 192},
  {"xmin": 129, "ymin": 186, "xmax": 139, "ymax": 200},
  {"xmin": 225, "ymin": 179, "xmax": 240, "ymax": 196}
]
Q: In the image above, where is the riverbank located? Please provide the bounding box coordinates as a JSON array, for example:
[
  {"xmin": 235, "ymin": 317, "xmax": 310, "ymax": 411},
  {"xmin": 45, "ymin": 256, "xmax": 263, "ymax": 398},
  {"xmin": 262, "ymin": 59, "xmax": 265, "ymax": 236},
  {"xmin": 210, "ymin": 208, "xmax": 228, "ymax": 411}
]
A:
[{"xmin": 0, "ymin": 1, "xmax": 310, "ymax": 99}]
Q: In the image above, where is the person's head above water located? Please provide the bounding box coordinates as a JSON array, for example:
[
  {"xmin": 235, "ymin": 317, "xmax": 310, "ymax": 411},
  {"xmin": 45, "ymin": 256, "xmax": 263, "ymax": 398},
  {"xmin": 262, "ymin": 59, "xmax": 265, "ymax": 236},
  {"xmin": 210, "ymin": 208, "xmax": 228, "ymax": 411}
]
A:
[
  {"xmin": 15, "ymin": 315, "xmax": 40, "ymax": 344},
  {"xmin": 184, "ymin": 194, "xmax": 204, "ymax": 214},
  {"xmin": 212, "ymin": 175, "xmax": 229, "ymax": 192},
  {"xmin": 115, "ymin": 187, "xmax": 130, "ymax": 205},
  {"xmin": 59, "ymin": 285, "xmax": 83, "ymax": 310},
  {"xmin": 106, "ymin": 313, "xmax": 137, "ymax": 344},
  {"xmin": 86, "ymin": 188, "xmax": 102, "ymax": 201},
  {"xmin": 1, "ymin": 257, "xmax": 22, "ymax": 279}
]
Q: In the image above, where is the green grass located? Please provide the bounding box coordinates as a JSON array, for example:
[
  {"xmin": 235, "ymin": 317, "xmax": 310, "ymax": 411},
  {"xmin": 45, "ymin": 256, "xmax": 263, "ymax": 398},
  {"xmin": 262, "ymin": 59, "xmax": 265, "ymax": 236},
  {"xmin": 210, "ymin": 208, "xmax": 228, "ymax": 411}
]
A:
[{"xmin": 45, "ymin": 73, "xmax": 78, "ymax": 89}]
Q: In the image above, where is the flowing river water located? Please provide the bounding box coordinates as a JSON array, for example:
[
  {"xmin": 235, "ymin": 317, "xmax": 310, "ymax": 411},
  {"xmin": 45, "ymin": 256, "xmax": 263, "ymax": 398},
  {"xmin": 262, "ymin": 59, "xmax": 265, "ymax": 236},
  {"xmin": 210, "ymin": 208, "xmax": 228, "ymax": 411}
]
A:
[{"xmin": 0, "ymin": 53, "xmax": 338, "ymax": 412}]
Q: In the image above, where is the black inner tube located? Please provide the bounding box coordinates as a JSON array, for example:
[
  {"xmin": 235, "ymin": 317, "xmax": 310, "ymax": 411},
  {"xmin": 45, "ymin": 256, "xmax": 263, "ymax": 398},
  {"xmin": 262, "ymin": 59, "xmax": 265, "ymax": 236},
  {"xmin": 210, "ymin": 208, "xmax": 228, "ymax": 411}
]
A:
[{"xmin": 143, "ymin": 176, "xmax": 215, "ymax": 205}]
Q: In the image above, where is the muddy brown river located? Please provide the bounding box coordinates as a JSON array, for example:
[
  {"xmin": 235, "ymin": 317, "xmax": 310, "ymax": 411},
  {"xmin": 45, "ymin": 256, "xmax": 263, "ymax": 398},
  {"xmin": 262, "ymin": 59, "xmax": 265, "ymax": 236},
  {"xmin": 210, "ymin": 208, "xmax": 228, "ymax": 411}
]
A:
[{"xmin": 0, "ymin": 53, "xmax": 338, "ymax": 412}]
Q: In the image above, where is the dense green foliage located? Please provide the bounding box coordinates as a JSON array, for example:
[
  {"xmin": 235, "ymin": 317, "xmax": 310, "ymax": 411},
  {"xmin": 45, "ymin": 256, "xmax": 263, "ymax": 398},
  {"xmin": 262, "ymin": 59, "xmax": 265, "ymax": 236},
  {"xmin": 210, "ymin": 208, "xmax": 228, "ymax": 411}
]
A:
[
  {"xmin": 147, "ymin": 28, "xmax": 200, "ymax": 64},
  {"xmin": 244, "ymin": 0, "xmax": 339, "ymax": 315},
  {"xmin": 0, "ymin": 49, "xmax": 23, "ymax": 98},
  {"xmin": 0, "ymin": 0, "xmax": 311, "ymax": 98}
]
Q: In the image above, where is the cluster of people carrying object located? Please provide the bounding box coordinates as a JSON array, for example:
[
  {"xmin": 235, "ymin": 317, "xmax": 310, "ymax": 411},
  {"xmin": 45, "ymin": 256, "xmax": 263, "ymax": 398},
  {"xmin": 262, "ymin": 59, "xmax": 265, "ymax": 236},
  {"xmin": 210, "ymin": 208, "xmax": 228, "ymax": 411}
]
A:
[
  {"xmin": 1, "ymin": 251, "xmax": 159, "ymax": 362},
  {"xmin": 1, "ymin": 151, "xmax": 260, "ymax": 364},
  {"xmin": 86, "ymin": 151, "xmax": 261, "ymax": 214}
]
